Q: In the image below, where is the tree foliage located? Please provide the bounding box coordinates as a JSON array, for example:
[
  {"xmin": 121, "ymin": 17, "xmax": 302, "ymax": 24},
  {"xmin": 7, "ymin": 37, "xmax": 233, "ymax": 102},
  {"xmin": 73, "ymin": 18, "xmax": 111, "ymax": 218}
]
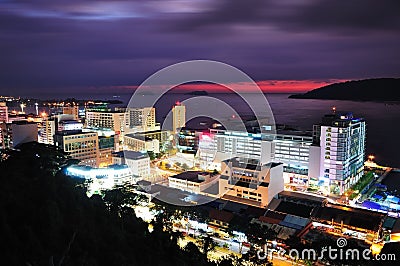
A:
[{"xmin": 0, "ymin": 142, "xmax": 215, "ymax": 266}]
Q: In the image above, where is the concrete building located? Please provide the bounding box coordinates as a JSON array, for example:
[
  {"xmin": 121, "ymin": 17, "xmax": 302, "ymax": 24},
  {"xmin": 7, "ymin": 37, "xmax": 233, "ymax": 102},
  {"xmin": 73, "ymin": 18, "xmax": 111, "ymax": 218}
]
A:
[
  {"xmin": 168, "ymin": 171, "xmax": 220, "ymax": 194},
  {"xmin": 85, "ymin": 110, "xmax": 127, "ymax": 135},
  {"xmin": 219, "ymin": 157, "xmax": 284, "ymax": 207},
  {"xmin": 98, "ymin": 135, "xmax": 117, "ymax": 167},
  {"xmin": 176, "ymin": 127, "xmax": 200, "ymax": 155},
  {"xmin": 199, "ymin": 129, "xmax": 321, "ymax": 184},
  {"xmin": 63, "ymin": 106, "xmax": 79, "ymax": 121},
  {"xmin": 54, "ymin": 131, "xmax": 99, "ymax": 167},
  {"xmin": 57, "ymin": 120, "xmax": 83, "ymax": 132},
  {"xmin": 11, "ymin": 121, "xmax": 38, "ymax": 148},
  {"xmin": 38, "ymin": 119, "xmax": 56, "ymax": 145},
  {"xmin": 316, "ymin": 112, "xmax": 366, "ymax": 195},
  {"xmin": 172, "ymin": 102, "xmax": 185, "ymax": 134},
  {"xmin": 123, "ymin": 133, "xmax": 160, "ymax": 154},
  {"xmin": 112, "ymin": 150, "xmax": 150, "ymax": 178},
  {"xmin": 128, "ymin": 107, "xmax": 157, "ymax": 132},
  {"xmin": 134, "ymin": 129, "xmax": 171, "ymax": 152},
  {"xmin": 0, "ymin": 102, "xmax": 8, "ymax": 123}
]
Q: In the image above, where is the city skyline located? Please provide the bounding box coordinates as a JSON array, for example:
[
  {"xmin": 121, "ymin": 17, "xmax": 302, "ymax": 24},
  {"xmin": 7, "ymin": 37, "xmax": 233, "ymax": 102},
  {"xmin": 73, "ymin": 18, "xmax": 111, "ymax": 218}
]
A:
[{"xmin": 0, "ymin": 1, "xmax": 399, "ymax": 97}]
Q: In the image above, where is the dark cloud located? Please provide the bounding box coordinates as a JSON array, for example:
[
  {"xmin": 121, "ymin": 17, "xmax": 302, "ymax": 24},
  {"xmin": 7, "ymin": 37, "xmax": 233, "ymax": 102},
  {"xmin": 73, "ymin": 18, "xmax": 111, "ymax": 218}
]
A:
[
  {"xmin": 175, "ymin": 0, "xmax": 400, "ymax": 34},
  {"xmin": 0, "ymin": 0, "xmax": 399, "ymax": 97}
]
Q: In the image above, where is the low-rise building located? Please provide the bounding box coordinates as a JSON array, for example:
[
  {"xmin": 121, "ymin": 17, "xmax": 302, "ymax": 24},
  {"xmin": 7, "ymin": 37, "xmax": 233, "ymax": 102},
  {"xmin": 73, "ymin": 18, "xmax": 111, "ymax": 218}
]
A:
[
  {"xmin": 65, "ymin": 164, "xmax": 133, "ymax": 195},
  {"xmin": 124, "ymin": 133, "xmax": 160, "ymax": 154},
  {"xmin": 218, "ymin": 157, "xmax": 284, "ymax": 207},
  {"xmin": 112, "ymin": 150, "xmax": 150, "ymax": 178},
  {"xmin": 168, "ymin": 171, "xmax": 220, "ymax": 194}
]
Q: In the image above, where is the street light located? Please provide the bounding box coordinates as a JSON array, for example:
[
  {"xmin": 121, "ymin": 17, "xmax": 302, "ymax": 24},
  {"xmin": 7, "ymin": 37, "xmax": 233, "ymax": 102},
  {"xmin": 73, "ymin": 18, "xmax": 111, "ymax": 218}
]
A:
[{"xmin": 368, "ymin": 155, "xmax": 375, "ymax": 161}]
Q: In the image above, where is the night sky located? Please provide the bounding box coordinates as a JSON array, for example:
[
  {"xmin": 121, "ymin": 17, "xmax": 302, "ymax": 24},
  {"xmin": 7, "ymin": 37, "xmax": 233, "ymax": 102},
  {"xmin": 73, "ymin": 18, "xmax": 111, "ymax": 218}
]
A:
[{"xmin": 0, "ymin": 0, "xmax": 399, "ymax": 97}]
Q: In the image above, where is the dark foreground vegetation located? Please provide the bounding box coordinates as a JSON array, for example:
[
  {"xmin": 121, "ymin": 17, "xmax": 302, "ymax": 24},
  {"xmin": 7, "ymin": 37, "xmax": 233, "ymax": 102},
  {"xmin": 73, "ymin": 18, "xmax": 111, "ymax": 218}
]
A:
[{"xmin": 0, "ymin": 142, "xmax": 219, "ymax": 266}]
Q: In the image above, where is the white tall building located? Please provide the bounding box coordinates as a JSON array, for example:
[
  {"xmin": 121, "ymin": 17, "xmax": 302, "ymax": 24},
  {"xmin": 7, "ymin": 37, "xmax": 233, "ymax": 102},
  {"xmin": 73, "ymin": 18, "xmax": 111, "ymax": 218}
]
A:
[
  {"xmin": 172, "ymin": 102, "xmax": 185, "ymax": 134},
  {"xmin": 317, "ymin": 112, "xmax": 366, "ymax": 195},
  {"xmin": 38, "ymin": 119, "xmax": 56, "ymax": 145}
]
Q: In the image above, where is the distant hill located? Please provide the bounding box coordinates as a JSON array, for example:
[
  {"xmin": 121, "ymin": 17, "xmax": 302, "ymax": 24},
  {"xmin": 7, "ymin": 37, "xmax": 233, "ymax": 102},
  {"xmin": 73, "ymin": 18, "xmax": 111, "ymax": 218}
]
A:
[
  {"xmin": 184, "ymin": 90, "xmax": 209, "ymax": 96},
  {"xmin": 289, "ymin": 78, "xmax": 400, "ymax": 101}
]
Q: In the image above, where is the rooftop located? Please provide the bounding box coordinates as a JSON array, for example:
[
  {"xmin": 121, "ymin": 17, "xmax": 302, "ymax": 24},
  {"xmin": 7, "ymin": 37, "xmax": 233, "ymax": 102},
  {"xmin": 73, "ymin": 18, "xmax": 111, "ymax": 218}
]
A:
[
  {"xmin": 209, "ymin": 209, "xmax": 234, "ymax": 223},
  {"xmin": 169, "ymin": 171, "xmax": 212, "ymax": 183},
  {"xmin": 311, "ymin": 204, "xmax": 385, "ymax": 232},
  {"xmin": 112, "ymin": 150, "xmax": 149, "ymax": 160},
  {"xmin": 278, "ymin": 191, "xmax": 327, "ymax": 204}
]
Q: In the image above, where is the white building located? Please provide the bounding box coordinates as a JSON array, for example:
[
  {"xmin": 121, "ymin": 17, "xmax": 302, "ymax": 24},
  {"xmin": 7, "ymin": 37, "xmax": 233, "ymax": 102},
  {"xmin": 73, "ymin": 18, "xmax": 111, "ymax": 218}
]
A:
[
  {"xmin": 198, "ymin": 129, "xmax": 320, "ymax": 183},
  {"xmin": 219, "ymin": 157, "xmax": 284, "ymax": 207},
  {"xmin": 65, "ymin": 164, "xmax": 133, "ymax": 195},
  {"xmin": 172, "ymin": 102, "xmax": 185, "ymax": 134},
  {"xmin": 317, "ymin": 112, "xmax": 366, "ymax": 195},
  {"xmin": 85, "ymin": 110, "xmax": 127, "ymax": 135},
  {"xmin": 123, "ymin": 133, "xmax": 160, "ymax": 154},
  {"xmin": 168, "ymin": 171, "xmax": 219, "ymax": 194},
  {"xmin": 112, "ymin": 150, "xmax": 150, "ymax": 178},
  {"xmin": 38, "ymin": 119, "xmax": 56, "ymax": 145}
]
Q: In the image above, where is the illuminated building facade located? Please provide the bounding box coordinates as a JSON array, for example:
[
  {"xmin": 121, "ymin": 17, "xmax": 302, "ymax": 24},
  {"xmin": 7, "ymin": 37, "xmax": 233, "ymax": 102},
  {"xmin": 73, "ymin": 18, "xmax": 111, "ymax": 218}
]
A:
[
  {"xmin": 38, "ymin": 119, "xmax": 56, "ymax": 145},
  {"xmin": 54, "ymin": 131, "xmax": 99, "ymax": 167},
  {"xmin": 172, "ymin": 102, "xmax": 185, "ymax": 134},
  {"xmin": 63, "ymin": 106, "xmax": 79, "ymax": 121},
  {"xmin": 66, "ymin": 164, "xmax": 133, "ymax": 195},
  {"xmin": 0, "ymin": 102, "xmax": 8, "ymax": 123},
  {"xmin": 85, "ymin": 110, "xmax": 127, "ymax": 134},
  {"xmin": 123, "ymin": 133, "xmax": 159, "ymax": 154},
  {"xmin": 112, "ymin": 150, "xmax": 150, "ymax": 178},
  {"xmin": 128, "ymin": 107, "xmax": 157, "ymax": 132},
  {"xmin": 317, "ymin": 112, "xmax": 366, "ymax": 195},
  {"xmin": 219, "ymin": 158, "xmax": 284, "ymax": 207}
]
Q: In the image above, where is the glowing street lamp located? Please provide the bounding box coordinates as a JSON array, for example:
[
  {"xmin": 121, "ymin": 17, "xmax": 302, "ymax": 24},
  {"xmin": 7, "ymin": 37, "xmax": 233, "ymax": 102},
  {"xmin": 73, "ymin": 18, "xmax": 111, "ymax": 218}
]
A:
[{"xmin": 368, "ymin": 155, "xmax": 375, "ymax": 161}]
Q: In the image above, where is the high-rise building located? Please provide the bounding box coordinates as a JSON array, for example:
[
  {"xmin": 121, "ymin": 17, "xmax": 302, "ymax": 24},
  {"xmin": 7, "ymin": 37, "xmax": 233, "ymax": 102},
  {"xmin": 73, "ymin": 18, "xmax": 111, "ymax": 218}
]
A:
[
  {"xmin": 38, "ymin": 119, "xmax": 56, "ymax": 145},
  {"xmin": 63, "ymin": 106, "xmax": 79, "ymax": 121},
  {"xmin": 172, "ymin": 102, "xmax": 185, "ymax": 134},
  {"xmin": 54, "ymin": 131, "xmax": 99, "ymax": 167},
  {"xmin": 317, "ymin": 112, "xmax": 366, "ymax": 195},
  {"xmin": 0, "ymin": 102, "xmax": 8, "ymax": 123},
  {"xmin": 128, "ymin": 107, "xmax": 157, "ymax": 132}
]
